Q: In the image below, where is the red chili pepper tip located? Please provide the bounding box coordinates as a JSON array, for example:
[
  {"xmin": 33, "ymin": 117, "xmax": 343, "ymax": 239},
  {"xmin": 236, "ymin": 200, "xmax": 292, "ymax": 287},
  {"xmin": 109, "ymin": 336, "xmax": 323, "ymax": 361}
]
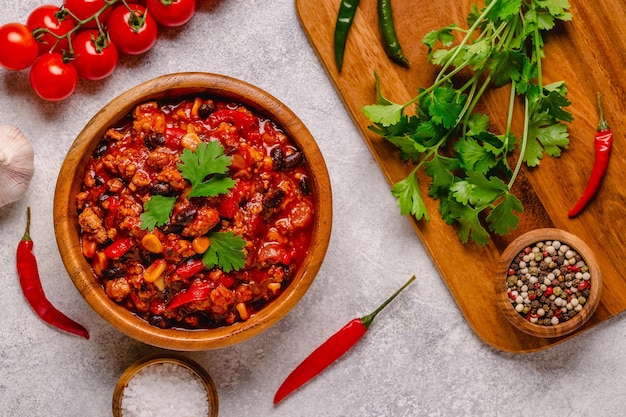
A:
[{"xmin": 273, "ymin": 275, "xmax": 416, "ymax": 405}]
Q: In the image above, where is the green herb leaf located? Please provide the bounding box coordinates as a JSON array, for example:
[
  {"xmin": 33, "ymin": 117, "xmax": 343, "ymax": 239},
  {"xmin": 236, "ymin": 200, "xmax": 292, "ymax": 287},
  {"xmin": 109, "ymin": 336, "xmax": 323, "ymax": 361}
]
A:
[
  {"xmin": 486, "ymin": 192, "xmax": 523, "ymax": 235},
  {"xmin": 140, "ymin": 195, "xmax": 177, "ymax": 231},
  {"xmin": 178, "ymin": 141, "xmax": 236, "ymax": 198},
  {"xmin": 202, "ymin": 231, "xmax": 247, "ymax": 273},
  {"xmin": 391, "ymin": 172, "xmax": 430, "ymax": 221}
]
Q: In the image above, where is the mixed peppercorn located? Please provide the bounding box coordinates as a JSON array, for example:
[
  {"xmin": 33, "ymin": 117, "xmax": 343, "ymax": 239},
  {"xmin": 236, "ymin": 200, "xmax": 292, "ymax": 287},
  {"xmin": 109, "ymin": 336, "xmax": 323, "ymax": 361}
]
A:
[{"xmin": 506, "ymin": 240, "xmax": 591, "ymax": 326}]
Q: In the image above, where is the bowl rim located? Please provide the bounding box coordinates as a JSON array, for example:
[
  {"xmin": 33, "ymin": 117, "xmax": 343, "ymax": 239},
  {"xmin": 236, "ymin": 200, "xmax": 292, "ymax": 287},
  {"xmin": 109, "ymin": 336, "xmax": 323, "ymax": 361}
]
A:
[
  {"xmin": 53, "ymin": 72, "xmax": 332, "ymax": 350},
  {"xmin": 495, "ymin": 228, "xmax": 602, "ymax": 338},
  {"xmin": 111, "ymin": 353, "xmax": 219, "ymax": 417}
]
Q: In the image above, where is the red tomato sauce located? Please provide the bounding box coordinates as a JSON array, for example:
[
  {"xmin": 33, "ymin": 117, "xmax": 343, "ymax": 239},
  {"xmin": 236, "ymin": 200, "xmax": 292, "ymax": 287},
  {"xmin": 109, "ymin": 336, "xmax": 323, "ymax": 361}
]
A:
[{"xmin": 76, "ymin": 97, "xmax": 315, "ymax": 329}]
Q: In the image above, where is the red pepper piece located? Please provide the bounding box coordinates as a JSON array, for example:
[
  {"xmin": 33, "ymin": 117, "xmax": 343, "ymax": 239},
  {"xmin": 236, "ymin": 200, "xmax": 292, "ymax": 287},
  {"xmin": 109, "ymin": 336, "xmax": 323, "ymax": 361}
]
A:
[
  {"xmin": 104, "ymin": 237, "xmax": 135, "ymax": 260},
  {"xmin": 168, "ymin": 278, "xmax": 213, "ymax": 309},
  {"xmin": 207, "ymin": 109, "xmax": 257, "ymax": 135},
  {"xmin": 16, "ymin": 208, "xmax": 89, "ymax": 339},
  {"xmin": 176, "ymin": 258, "xmax": 206, "ymax": 279},
  {"xmin": 273, "ymin": 275, "xmax": 416, "ymax": 405},
  {"xmin": 568, "ymin": 93, "xmax": 613, "ymax": 217}
]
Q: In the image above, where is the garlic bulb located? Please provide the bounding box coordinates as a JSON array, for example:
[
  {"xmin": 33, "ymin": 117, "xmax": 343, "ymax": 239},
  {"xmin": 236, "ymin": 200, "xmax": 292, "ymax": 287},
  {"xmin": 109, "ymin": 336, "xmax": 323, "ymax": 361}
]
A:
[{"xmin": 0, "ymin": 125, "xmax": 34, "ymax": 207}]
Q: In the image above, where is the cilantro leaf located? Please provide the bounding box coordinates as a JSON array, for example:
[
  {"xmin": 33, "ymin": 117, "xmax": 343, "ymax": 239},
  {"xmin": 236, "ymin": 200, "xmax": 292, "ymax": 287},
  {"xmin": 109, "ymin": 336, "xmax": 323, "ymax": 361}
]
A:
[
  {"xmin": 178, "ymin": 141, "xmax": 236, "ymax": 198},
  {"xmin": 423, "ymin": 24, "xmax": 458, "ymax": 57},
  {"xmin": 391, "ymin": 173, "xmax": 430, "ymax": 221},
  {"xmin": 363, "ymin": 103, "xmax": 405, "ymax": 127},
  {"xmin": 448, "ymin": 200, "xmax": 490, "ymax": 245},
  {"xmin": 428, "ymin": 87, "xmax": 464, "ymax": 129},
  {"xmin": 424, "ymin": 154, "xmax": 458, "ymax": 198},
  {"xmin": 486, "ymin": 192, "xmax": 523, "ymax": 235},
  {"xmin": 524, "ymin": 113, "xmax": 569, "ymax": 166},
  {"xmin": 140, "ymin": 195, "xmax": 177, "ymax": 231},
  {"xmin": 454, "ymin": 137, "xmax": 498, "ymax": 174},
  {"xmin": 202, "ymin": 231, "xmax": 247, "ymax": 273}
]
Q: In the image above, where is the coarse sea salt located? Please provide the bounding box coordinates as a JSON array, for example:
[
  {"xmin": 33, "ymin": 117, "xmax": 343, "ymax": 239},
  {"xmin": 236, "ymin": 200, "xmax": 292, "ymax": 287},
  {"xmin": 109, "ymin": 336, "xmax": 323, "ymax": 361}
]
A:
[{"xmin": 121, "ymin": 362, "xmax": 209, "ymax": 417}]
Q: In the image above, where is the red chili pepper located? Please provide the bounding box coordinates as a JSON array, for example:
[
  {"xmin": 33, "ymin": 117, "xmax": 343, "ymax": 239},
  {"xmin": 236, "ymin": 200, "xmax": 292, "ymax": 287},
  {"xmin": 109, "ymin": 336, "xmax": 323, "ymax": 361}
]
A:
[
  {"xmin": 16, "ymin": 208, "xmax": 89, "ymax": 339},
  {"xmin": 273, "ymin": 275, "xmax": 416, "ymax": 405},
  {"xmin": 167, "ymin": 278, "xmax": 213, "ymax": 309},
  {"xmin": 568, "ymin": 93, "xmax": 613, "ymax": 217},
  {"xmin": 207, "ymin": 109, "xmax": 257, "ymax": 135},
  {"xmin": 175, "ymin": 258, "xmax": 206, "ymax": 279},
  {"xmin": 104, "ymin": 236, "xmax": 135, "ymax": 260}
]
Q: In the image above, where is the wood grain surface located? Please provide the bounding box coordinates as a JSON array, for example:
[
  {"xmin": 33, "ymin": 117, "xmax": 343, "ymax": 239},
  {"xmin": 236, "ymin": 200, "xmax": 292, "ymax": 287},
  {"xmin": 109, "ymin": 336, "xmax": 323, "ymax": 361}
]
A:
[{"xmin": 295, "ymin": 0, "xmax": 626, "ymax": 353}]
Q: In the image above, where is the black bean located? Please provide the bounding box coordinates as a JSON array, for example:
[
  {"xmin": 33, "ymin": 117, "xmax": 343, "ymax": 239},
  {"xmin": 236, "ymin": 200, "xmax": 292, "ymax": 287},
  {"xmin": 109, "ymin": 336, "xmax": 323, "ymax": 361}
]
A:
[
  {"xmin": 271, "ymin": 147, "xmax": 284, "ymax": 170},
  {"xmin": 283, "ymin": 151, "xmax": 304, "ymax": 170},
  {"xmin": 198, "ymin": 101, "xmax": 216, "ymax": 119},
  {"xmin": 145, "ymin": 132, "xmax": 165, "ymax": 149},
  {"xmin": 299, "ymin": 175, "xmax": 311, "ymax": 195},
  {"xmin": 102, "ymin": 265, "xmax": 128, "ymax": 279},
  {"xmin": 263, "ymin": 188, "xmax": 285, "ymax": 209},
  {"xmin": 150, "ymin": 182, "xmax": 173, "ymax": 196}
]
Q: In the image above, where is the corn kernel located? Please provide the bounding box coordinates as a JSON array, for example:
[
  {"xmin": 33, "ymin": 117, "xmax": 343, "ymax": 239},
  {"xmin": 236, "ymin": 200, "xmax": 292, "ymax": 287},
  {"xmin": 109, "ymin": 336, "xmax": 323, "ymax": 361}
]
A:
[
  {"xmin": 144, "ymin": 259, "xmax": 167, "ymax": 283},
  {"xmin": 191, "ymin": 97, "xmax": 203, "ymax": 117},
  {"xmin": 141, "ymin": 233, "xmax": 163, "ymax": 254},
  {"xmin": 181, "ymin": 132, "xmax": 201, "ymax": 150},
  {"xmin": 153, "ymin": 275, "xmax": 166, "ymax": 291},
  {"xmin": 91, "ymin": 252, "xmax": 108, "ymax": 277},
  {"xmin": 236, "ymin": 302, "xmax": 250, "ymax": 321},
  {"xmin": 192, "ymin": 236, "xmax": 211, "ymax": 254},
  {"xmin": 267, "ymin": 282, "xmax": 281, "ymax": 295},
  {"xmin": 82, "ymin": 238, "xmax": 98, "ymax": 259}
]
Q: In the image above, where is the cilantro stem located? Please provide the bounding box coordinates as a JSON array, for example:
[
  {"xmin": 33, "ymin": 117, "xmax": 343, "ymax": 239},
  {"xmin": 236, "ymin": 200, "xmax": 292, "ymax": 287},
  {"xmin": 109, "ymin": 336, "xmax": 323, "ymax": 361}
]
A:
[
  {"xmin": 508, "ymin": 95, "xmax": 530, "ymax": 190},
  {"xmin": 433, "ymin": 0, "xmax": 497, "ymax": 85}
]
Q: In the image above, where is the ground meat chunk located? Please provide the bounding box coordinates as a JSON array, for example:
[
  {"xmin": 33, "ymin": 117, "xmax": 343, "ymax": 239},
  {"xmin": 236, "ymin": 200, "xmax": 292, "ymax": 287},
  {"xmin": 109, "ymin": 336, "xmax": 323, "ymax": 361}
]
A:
[{"xmin": 78, "ymin": 207, "xmax": 108, "ymax": 244}]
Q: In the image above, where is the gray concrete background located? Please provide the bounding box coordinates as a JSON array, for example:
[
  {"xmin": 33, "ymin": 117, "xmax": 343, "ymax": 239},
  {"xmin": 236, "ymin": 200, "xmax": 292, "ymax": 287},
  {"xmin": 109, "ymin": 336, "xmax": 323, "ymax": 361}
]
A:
[{"xmin": 0, "ymin": 1, "xmax": 623, "ymax": 416}]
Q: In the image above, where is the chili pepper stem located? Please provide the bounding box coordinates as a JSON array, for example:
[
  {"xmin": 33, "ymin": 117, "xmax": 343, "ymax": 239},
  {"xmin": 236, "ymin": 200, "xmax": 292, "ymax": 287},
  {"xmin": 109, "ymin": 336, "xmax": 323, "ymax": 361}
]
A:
[
  {"xmin": 597, "ymin": 92, "xmax": 609, "ymax": 131},
  {"xmin": 360, "ymin": 275, "xmax": 415, "ymax": 328},
  {"xmin": 22, "ymin": 206, "xmax": 31, "ymax": 242}
]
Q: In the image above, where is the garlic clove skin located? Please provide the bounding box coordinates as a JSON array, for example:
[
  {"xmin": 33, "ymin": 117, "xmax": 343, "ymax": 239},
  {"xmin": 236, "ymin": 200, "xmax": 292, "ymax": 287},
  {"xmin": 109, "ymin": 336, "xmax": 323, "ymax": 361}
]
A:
[{"xmin": 0, "ymin": 125, "xmax": 35, "ymax": 207}]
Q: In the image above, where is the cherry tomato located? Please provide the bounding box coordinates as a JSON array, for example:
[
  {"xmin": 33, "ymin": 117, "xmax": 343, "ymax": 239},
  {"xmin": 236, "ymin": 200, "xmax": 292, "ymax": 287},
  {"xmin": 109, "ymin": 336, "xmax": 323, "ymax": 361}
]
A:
[
  {"xmin": 27, "ymin": 5, "xmax": 76, "ymax": 55},
  {"xmin": 0, "ymin": 23, "xmax": 39, "ymax": 70},
  {"xmin": 72, "ymin": 30, "xmax": 119, "ymax": 80},
  {"xmin": 106, "ymin": 4, "xmax": 158, "ymax": 55},
  {"xmin": 63, "ymin": 0, "xmax": 112, "ymax": 28},
  {"xmin": 146, "ymin": 0, "xmax": 196, "ymax": 27},
  {"xmin": 29, "ymin": 53, "xmax": 78, "ymax": 101}
]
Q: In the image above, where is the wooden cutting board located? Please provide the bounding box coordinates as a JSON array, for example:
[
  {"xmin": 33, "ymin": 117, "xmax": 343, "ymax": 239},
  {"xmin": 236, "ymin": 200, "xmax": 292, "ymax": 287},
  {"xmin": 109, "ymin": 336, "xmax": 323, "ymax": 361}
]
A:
[{"xmin": 295, "ymin": 0, "xmax": 626, "ymax": 353}]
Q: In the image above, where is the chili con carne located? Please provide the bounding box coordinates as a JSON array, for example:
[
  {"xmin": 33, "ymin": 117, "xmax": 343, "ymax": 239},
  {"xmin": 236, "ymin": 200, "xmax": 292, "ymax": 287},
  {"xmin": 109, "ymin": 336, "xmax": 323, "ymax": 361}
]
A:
[
  {"xmin": 333, "ymin": 0, "xmax": 360, "ymax": 73},
  {"xmin": 378, "ymin": 0, "xmax": 410, "ymax": 67},
  {"xmin": 568, "ymin": 93, "xmax": 613, "ymax": 217},
  {"xmin": 17, "ymin": 207, "xmax": 89, "ymax": 339},
  {"xmin": 273, "ymin": 275, "xmax": 415, "ymax": 404}
]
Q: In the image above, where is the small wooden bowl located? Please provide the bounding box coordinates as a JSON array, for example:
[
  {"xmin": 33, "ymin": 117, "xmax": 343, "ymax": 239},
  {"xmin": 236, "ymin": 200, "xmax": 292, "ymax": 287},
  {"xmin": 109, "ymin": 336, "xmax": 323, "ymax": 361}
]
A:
[
  {"xmin": 53, "ymin": 72, "xmax": 332, "ymax": 350},
  {"xmin": 112, "ymin": 354, "xmax": 219, "ymax": 417},
  {"xmin": 495, "ymin": 228, "xmax": 602, "ymax": 338}
]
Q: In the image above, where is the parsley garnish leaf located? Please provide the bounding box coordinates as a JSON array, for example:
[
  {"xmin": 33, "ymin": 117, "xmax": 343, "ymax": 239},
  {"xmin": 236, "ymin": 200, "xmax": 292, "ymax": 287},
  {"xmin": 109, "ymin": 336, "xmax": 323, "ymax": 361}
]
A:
[
  {"xmin": 202, "ymin": 231, "xmax": 247, "ymax": 273},
  {"xmin": 140, "ymin": 195, "xmax": 177, "ymax": 231},
  {"xmin": 178, "ymin": 141, "xmax": 236, "ymax": 198}
]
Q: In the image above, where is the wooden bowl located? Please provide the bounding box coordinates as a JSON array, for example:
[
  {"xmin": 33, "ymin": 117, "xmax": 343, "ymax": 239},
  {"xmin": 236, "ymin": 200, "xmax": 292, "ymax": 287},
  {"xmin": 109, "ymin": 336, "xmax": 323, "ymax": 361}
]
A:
[
  {"xmin": 495, "ymin": 228, "xmax": 602, "ymax": 338},
  {"xmin": 112, "ymin": 354, "xmax": 219, "ymax": 417},
  {"xmin": 53, "ymin": 72, "xmax": 332, "ymax": 350}
]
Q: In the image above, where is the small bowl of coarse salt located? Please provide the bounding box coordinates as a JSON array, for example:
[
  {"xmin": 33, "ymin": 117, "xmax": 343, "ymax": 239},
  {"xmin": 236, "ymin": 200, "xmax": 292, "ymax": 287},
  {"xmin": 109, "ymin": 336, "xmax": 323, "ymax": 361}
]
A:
[
  {"xmin": 112, "ymin": 354, "xmax": 218, "ymax": 417},
  {"xmin": 495, "ymin": 228, "xmax": 602, "ymax": 339}
]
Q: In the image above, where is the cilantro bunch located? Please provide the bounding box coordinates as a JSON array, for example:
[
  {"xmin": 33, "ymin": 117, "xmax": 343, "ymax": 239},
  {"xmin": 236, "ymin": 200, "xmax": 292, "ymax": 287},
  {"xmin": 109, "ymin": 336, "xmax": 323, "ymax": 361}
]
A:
[
  {"xmin": 140, "ymin": 141, "xmax": 246, "ymax": 272},
  {"xmin": 363, "ymin": 0, "xmax": 573, "ymax": 245}
]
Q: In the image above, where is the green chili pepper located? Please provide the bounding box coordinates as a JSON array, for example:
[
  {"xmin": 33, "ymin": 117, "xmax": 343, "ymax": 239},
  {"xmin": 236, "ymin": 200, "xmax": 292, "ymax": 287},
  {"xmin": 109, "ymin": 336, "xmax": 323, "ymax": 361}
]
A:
[
  {"xmin": 378, "ymin": 0, "xmax": 410, "ymax": 67},
  {"xmin": 333, "ymin": 0, "xmax": 360, "ymax": 73}
]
